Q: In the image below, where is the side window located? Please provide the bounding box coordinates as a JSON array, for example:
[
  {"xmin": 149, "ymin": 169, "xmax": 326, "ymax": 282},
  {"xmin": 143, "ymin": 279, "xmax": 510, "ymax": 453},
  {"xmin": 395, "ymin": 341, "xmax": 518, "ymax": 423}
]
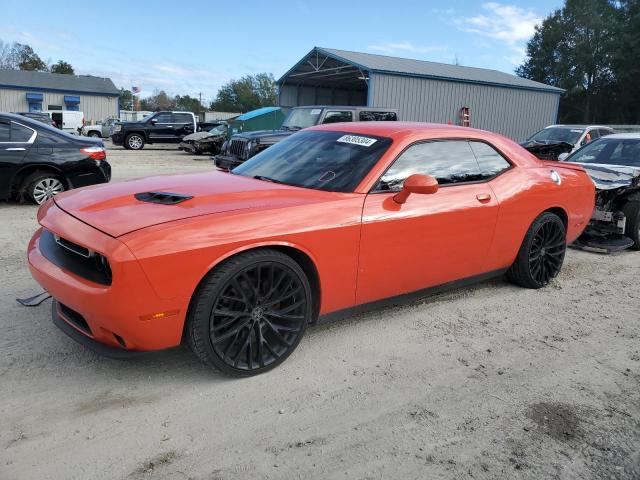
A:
[
  {"xmin": 469, "ymin": 141, "xmax": 511, "ymax": 178},
  {"xmin": 11, "ymin": 122, "xmax": 35, "ymax": 142},
  {"xmin": 154, "ymin": 113, "xmax": 172, "ymax": 123},
  {"xmin": 589, "ymin": 129, "xmax": 600, "ymax": 140},
  {"xmin": 359, "ymin": 111, "xmax": 397, "ymax": 121},
  {"xmin": 377, "ymin": 140, "xmax": 483, "ymax": 191},
  {"xmin": 322, "ymin": 111, "xmax": 353, "ymax": 124},
  {"xmin": 173, "ymin": 113, "xmax": 193, "ymax": 124},
  {"xmin": 0, "ymin": 121, "xmax": 10, "ymax": 142},
  {"xmin": 599, "ymin": 128, "xmax": 613, "ymax": 138}
]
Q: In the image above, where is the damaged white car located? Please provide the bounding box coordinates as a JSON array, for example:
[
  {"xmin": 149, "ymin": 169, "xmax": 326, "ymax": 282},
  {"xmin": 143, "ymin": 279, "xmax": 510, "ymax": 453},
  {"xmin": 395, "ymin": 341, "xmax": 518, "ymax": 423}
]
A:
[
  {"xmin": 179, "ymin": 122, "xmax": 228, "ymax": 155},
  {"xmin": 560, "ymin": 133, "xmax": 640, "ymax": 252}
]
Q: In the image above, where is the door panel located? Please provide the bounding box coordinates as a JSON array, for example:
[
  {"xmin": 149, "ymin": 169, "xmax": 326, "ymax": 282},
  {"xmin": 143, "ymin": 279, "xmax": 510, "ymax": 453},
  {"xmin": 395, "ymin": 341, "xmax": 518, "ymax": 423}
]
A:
[
  {"xmin": 356, "ymin": 184, "xmax": 499, "ymax": 305},
  {"xmin": 148, "ymin": 113, "xmax": 174, "ymax": 140}
]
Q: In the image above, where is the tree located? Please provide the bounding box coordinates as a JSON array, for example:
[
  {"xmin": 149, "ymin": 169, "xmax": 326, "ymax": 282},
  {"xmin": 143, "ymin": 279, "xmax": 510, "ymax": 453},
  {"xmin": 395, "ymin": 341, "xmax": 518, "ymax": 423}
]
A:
[
  {"xmin": 210, "ymin": 73, "xmax": 277, "ymax": 112},
  {"xmin": 119, "ymin": 88, "xmax": 134, "ymax": 111},
  {"xmin": 516, "ymin": 0, "xmax": 622, "ymax": 123},
  {"xmin": 174, "ymin": 94, "xmax": 204, "ymax": 114},
  {"xmin": 15, "ymin": 43, "xmax": 48, "ymax": 71},
  {"xmin": 0, "ymin": 41, "xmax": 48, "ymax": 71},
  {"xmin": 51, "ymin": 60, "xmax": 74, "ymax": 74},
  {"xmin": 612, "ymin": 0, "xmax": 640, "ymax": 123},
  {"xmin": 140, "ymin": 90, "xmax": 176, "ymax": 111}
]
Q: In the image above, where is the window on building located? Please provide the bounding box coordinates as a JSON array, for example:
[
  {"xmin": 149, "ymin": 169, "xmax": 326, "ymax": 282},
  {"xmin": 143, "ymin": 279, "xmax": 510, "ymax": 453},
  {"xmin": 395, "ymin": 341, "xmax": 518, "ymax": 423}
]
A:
[
  {"xmin": 359, "ymin": 111, "xmax": 397, "ymax": 121},
  {"xmin": 66, "ymin": 105, "xmax": 80, "ymax": 111},
  {"xmin": 48, "ymin": 105, "xmax": 62, "ymax": 111},
  {"xmin": 377, "ymin": 140, "xmax": 484, "ymax": 191},
  {"xmin": 322, "ymin": 111, "xmax": 353, "ymax": 124},
  {"xmin": 28, "ymin": 103, "xmax": 42, "ymax": 112}
]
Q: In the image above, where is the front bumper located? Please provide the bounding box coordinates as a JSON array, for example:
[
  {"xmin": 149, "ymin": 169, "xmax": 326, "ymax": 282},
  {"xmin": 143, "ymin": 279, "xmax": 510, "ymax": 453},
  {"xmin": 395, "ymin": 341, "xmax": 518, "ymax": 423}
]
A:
[
  {"xmin": 110, "ymin": 132, "xmax": 124, "ymax": 145},
  {"xmin": 179, "ymin": 141, "xmax": 195, "ymax": 153},
  {"xmin": 28, "ymin": 202, "xmax": 187, "ymax": 353}
]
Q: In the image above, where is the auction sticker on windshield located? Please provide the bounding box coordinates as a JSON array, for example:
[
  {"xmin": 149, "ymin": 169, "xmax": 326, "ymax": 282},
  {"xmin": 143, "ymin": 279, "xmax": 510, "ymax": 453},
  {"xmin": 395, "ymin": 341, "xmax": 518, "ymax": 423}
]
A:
[{"xmin": 337, "ymin": 135, "xmax": 378, "ymax": 147}]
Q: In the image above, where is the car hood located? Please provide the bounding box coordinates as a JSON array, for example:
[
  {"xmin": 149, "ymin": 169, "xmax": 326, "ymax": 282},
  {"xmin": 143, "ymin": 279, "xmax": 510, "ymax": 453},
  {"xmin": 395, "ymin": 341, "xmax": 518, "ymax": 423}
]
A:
[
  {"xmin": 233, "ymin": 129, "xmax": 293, "ymax": 142},
  {"xmin": 520, "ymin": 140, "xmax": 574, "ymax": 156},
  {"xmin": 573, "ymin": 162, "xmax": 640, "ymax": 190},
  {"xmin": 53, "ymin": 171, "xmax": 338, "ymax": 237},
  {"xmin": 182, "ymin": 131, "xmax": 224, "ymax": 141}
]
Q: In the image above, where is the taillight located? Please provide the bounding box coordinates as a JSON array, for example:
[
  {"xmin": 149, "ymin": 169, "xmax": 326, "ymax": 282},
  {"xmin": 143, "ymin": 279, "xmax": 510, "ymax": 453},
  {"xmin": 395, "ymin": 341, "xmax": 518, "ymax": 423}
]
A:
[{"xmin": 81, "ymin": 146, "xmax": 106, "ymax": 161}]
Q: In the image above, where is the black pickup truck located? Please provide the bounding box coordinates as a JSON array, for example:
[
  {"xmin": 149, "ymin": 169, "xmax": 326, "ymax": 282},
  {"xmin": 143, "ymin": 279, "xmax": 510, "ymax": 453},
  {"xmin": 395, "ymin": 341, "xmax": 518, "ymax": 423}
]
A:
[
  {"xmin": 110, "ymin": 111, "xmax": 197, "ymax": 150},
  {"xmin": 214, "ymin": 105, "xmax": 398, "ymax": 170}
]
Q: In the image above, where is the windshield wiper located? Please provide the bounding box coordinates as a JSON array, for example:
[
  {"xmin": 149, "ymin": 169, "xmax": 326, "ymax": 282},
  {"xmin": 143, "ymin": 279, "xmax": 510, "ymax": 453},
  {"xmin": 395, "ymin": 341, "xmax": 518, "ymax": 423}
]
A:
[{"xmin": 253, "ymin": 175, "xmax": 286, "ymax": 184}]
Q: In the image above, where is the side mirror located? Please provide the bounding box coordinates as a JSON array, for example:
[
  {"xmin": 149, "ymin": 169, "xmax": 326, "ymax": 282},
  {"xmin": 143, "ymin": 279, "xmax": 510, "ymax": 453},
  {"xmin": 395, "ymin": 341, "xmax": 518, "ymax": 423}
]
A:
[
  {"xmin": 393, "ymin": 174, "xmax": 438, "ymax": 204},
  {"xmin": 557, "ymin": 152, "xmax": 569, "ymax": 161},
  {"xmin": 150, "ymin": 118, "xmax": 158, "ymax": 125}
]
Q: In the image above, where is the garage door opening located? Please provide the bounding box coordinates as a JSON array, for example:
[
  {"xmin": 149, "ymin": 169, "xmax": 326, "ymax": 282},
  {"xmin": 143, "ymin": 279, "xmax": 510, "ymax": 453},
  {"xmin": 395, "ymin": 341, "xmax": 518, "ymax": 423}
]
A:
[{"xmin": 279, "ymin": 49, "xmax": 369, "ymax": 108}]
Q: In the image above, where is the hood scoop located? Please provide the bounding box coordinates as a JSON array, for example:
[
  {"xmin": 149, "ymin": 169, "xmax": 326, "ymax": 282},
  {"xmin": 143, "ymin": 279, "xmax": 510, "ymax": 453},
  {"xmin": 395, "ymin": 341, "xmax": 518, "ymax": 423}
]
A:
[{"xmin": 134, "ymin": 191, "xmax": 194, "ymax": 205}]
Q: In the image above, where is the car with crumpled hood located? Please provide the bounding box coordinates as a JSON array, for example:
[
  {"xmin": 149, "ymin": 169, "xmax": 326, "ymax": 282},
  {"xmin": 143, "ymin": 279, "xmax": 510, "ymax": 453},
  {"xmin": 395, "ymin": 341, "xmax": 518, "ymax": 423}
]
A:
[
  {"xmin": 522, "ymin": 124, "xmax": 614, "ymax": 160},
  {"xmin": 561, "ymin": 133, "xmax": 640, "ymax": 251},
  {"xmin": 179, "ymin": 122, "xmax": 228, "ymax": 155}
]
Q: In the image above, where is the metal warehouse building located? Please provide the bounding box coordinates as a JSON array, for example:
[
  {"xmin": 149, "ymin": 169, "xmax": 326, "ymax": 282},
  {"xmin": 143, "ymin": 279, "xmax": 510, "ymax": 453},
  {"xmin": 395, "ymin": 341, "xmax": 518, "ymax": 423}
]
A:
[
  {"xmin": 278, "ymin": 47, "xmax": 563, "ymax": 140},
  {"xmin": 0, "ymin": 69, "xmax": 119, "ymax": 123}
]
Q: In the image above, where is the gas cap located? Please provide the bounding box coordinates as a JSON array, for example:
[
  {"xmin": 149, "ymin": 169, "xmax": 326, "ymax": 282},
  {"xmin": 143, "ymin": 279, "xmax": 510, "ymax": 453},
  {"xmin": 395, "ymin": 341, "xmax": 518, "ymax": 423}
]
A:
[{"xmin": 550, "ymin": 170, "xmax": 562, "ymax": 185}]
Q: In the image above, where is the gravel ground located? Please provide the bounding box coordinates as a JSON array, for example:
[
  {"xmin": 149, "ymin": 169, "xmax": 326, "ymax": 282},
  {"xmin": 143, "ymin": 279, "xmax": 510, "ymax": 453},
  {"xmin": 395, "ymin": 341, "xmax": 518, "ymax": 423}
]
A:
[{"xmin": 1, "ymin": 141, "xmax": 639, "ymax": 480}]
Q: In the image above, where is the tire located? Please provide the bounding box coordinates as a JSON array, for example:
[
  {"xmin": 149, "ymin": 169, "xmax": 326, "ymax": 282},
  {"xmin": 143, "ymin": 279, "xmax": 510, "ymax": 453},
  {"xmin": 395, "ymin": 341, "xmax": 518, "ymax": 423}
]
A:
[
  {"xmin": 507, "ymin": 212, "xmax": 566, "ymax": 289},
  {"xmin": 622, "ymin": 201, "xmax": 640, "ymax": 250},
  {"xmin": 22, "ymin": 171, "xmax": 65, "ymax": 205},
  {"xmin": 88, "ymin": 131, "xmax": 101, "ymax": 138},
  {"xmin": 125, "ymin": 133, "xmax": 144, "ymax": 150},
  {"xmin": 187, "ymin": 249, "xmax": 312, "ymax": 377}
]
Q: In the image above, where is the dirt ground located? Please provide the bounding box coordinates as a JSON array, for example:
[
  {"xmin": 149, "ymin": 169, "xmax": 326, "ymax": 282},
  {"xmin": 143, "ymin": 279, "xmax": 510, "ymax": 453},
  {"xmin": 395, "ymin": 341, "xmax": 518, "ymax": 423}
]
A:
[{"xmin": 1, "ymin": 141, "xmax": 639, "ymax": 480}]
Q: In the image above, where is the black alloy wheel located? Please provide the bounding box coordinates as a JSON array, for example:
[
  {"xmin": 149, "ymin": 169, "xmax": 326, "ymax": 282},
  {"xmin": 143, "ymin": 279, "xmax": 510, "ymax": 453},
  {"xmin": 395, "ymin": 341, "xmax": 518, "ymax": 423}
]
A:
[
  {"xmin": 508, "ymin": 212, "xmax": 566, "ymax": 289},
  {"xmin": 528, "ymin": 219, "xmax": 565, "ymax": 285},
  {"xmin": 187, "ymin": 249, "xmax": 311, "ymax": 376}
]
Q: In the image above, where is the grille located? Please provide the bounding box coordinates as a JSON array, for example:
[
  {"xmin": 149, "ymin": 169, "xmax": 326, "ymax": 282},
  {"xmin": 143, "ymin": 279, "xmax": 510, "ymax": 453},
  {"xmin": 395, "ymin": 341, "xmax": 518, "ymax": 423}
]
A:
[
  {"xmin": 228, "ymin": 138, "xmax": 248, "ymax": 159},
  {"xmin": 40, "ymin": 230, "xmax": 112, "ymax": 286},
  {"xmin": 59, "ymin": 303, "xmax": 92, "ymax": 335},
  {"xmin": 54, "ymin": 234, "xmax": 91, "ymax": 258}
]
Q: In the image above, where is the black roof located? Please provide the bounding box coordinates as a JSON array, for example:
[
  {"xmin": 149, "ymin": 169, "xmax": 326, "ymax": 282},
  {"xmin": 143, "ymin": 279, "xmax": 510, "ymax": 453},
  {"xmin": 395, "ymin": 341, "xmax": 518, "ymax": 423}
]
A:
[{"xmin": 0, "ymin": 69, "xmax": 119, "ymax": 96}]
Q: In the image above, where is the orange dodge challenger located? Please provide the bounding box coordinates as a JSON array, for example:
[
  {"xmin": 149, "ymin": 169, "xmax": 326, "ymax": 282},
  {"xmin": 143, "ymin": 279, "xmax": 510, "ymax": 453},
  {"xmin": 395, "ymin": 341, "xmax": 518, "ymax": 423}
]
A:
[{"xmin": 28, "ymin": 122, "xmax": 595, "ymax": 376}]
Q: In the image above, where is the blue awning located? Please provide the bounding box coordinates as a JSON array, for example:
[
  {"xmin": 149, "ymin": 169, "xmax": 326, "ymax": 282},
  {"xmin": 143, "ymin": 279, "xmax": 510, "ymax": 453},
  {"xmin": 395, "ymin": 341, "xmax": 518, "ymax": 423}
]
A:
[
  {"xmin": 64, "ymin": 95, "xmax": 81, "ymax": 104},
  {"xmin": 26, "ymin": 92, "xmax": 43, "ymax": 101}
]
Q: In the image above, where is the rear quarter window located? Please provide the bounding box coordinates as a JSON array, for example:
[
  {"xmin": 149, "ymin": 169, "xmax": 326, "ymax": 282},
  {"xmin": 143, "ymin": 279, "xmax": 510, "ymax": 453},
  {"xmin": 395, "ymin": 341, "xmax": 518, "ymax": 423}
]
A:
[{"xmin": 359, "ymin": 111, "xmax": 397, "ymax": 121}]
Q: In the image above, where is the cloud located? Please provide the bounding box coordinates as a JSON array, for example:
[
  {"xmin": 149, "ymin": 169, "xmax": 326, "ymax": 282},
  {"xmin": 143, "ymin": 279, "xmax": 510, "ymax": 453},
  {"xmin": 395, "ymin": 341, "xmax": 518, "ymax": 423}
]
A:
[
  {"xmin": 455, "ymin": 2, "xmax": 540, "ymax": 66},
  {"xmin": 367, "ymin": 41, "xmax": 449, "ymax": 55}
]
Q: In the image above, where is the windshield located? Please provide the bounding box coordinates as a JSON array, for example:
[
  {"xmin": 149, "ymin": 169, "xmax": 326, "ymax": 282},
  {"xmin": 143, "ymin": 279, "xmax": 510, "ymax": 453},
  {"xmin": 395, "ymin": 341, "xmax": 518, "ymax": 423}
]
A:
[
  {"xmin": 209, "ymin": 124, "xmax": 226, "ymax": 134},
  {"xmin": 281, "ymin": 108, "xmax": 323, "ymax": 130},
  {"xmin": 232, "ymin": 130, "xmax": 392, "ymax": 192},
  {"xmin": 529, "ymin": 127, "xmax": 584, "ymax": 144},
  {"xmin": 566, "ymin": 137, "xmax": 640, "ymax": 167}
]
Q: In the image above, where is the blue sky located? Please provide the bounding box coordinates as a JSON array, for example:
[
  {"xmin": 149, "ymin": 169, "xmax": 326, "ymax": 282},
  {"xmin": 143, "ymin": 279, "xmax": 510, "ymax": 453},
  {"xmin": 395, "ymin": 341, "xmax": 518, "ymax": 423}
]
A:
[{"xmin": 1, "ymin": 0, "xmax": 562, "ymax": 103}]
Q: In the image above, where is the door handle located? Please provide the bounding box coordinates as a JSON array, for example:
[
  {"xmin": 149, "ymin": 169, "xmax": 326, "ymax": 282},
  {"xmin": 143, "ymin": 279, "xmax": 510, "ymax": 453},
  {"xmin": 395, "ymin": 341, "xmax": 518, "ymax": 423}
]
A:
[
  {"xmin": 476, "ymin": 193, "xmax": 491, "ymax": 203},
  {"xmin": 5, "ymin": 147, "xmax": 26, "ymax": 151}
]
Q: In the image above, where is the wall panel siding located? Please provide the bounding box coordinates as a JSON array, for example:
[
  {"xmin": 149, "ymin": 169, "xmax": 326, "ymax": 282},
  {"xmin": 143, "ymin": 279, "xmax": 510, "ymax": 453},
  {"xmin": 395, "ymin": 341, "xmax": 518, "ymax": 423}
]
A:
[
  {"xmin": 0, "ymin": 88, "xmax": 118, "ymax": 123},
  {"xmin": 370, "ymin": 73, "xmax": 560, "ymax": 140}
]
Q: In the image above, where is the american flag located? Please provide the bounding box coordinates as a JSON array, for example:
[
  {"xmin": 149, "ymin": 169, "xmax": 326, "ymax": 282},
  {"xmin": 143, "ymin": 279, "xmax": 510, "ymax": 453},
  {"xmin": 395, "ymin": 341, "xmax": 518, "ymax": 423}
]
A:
[{"xmin": 132, "ymin": 86, "xmax": 141, "ymax": 94}]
